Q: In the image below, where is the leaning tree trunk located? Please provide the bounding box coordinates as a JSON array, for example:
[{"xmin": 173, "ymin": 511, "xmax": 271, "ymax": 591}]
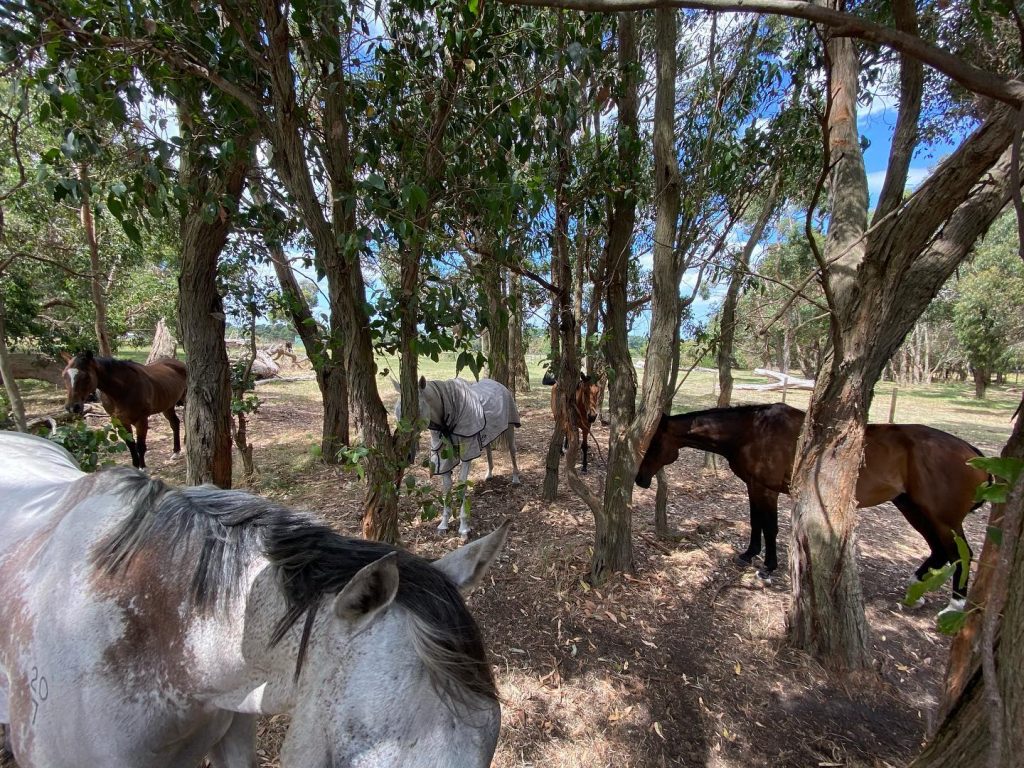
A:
[
  {"xmin": 79, "ymin": 163, "xmax": 112, "ymax": 358},
  {"xmin": 177, "ymin": 103, "xmax": 251, "ymax": 489},
  {"xmin": 910, "ymin": 400, "xmax": 1024, "ymax": 768},
  {"xmin": 254, "ymin": 175, "xmax": 349, "ymax": 454}
]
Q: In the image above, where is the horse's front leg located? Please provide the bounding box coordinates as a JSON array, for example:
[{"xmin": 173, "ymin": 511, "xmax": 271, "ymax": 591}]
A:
[
  {"xmin": 164, "ymin": 407, "xmax": 182, "ymax": 458},
  {"xmin": 206, "ymin": 713, "xmax": 257, "ymax": 768},
  {"xmin": 134, "ymin": 418, "xmax": 150, "ymax": 469},
  {"xmin": 581, "ymin": 429, "xmax": 589, "ymax": 474},
  {"xmin": 118, "ymin": 418, "xmax": 142, "ymax": 469},
  {"xmin": 457, "ymin": 460, "xmax": 472, "ymax": 539},
  {"xmin": 438, "ymin": 471, "xmax": 454, "ymax": 533}
]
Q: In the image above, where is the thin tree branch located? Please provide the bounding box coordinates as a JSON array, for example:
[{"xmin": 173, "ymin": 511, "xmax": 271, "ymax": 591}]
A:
[{"xmin": 497, "ymin": 0, "xmax": 1024, "ymax": 106}]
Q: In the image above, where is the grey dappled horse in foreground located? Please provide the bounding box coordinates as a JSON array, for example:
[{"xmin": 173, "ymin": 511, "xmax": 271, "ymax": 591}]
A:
[
  {"xmin": 396, "ymin": 376, "xmax": 521, "ymax": 538},
  {"xmin": 0, "ymin": 431, "xmax": 508, "ymax": 768}
]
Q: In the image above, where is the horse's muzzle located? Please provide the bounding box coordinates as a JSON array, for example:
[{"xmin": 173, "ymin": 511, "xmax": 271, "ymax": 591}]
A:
[
  {"xmin": 588, "ymin": 414, "xmax": 597, "ymax": 424},
  {"xmin": 635, "ymin": 473, "xmax": 652, "ymax": 489},
  {"xmin": 66, "ymin": 403, "xmax": 84, "ymax": 415}
]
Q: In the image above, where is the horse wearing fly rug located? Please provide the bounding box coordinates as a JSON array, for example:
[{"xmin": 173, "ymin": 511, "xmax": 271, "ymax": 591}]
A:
[
  {"xmin": 397, "ymin": 377, "xmax": 521, "ymax": 538},
  {"xmin": 635, "ymin": 403, "xmax": 988, "ymax": 612},
  {"xmin": 0, "ymin": 431, "xmax": 507, "ymax": 768},
  {"xmin": 61, "ymin": 350, "xmax": 186, "ymax": 469}
]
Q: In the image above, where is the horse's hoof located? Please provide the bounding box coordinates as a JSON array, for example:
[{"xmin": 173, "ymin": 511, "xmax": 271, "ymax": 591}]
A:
[
  {"xmin": 459, "ymin": 530, "xmax": 471, "ymax": 541},
  {"xmin": 734, "ymin": 553, "xmax": 755, "ymax": 567},
  {"xmin": 938, "ymin": 598, "xmax": 967, "ymax": 616},
  {"xmin": 511, "ymin": 475, "xmax": 521, "ymax": 486},
  {"xmin": 905, "ymin": 597, "xmax": 926, "ymax": 609},
  {"xmin": 755, "ymin": 569, "xmax": 773, "ymax": 585},
  {"xmin": 169, "ymin": 452, "xmax": 183, "ymax": 462},
  {"xmin": 436, "ymin": 524, "xmax": 449, "ymax": 535}
]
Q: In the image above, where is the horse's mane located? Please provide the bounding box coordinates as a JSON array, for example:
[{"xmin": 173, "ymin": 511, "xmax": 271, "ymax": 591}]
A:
[
  {"xmin": 667, "ymin": 403, "xmax": 791, "ymax": 420},
  {"xmin": 92, "ymin": 470, "xmax": 495, "ymax": 703}
]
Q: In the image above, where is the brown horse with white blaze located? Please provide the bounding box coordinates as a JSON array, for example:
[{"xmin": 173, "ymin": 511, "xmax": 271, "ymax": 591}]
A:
[
  {"xmin": 550, "ymin": 373, "xmax": 602, "ymax": 473},
  {"xmin": 62, "ymin": 350, "xmax": 187, "ymax": 469},
  {"xmin": 635, "ymin": 403, "xmax": 988, "ymax": 610}
]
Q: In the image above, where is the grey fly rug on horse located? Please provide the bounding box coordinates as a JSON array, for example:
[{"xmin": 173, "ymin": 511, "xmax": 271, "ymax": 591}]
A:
[
  {"xmin": 0, "ymin": 431, "xmax": 508, "ymax": 768},
  {"xmin": 397, "ymin": 377, "xmax": 521, "ymax": 538}
]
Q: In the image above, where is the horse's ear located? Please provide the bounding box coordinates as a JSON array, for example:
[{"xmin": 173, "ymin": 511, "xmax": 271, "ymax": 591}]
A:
[
  {"xmin": 60, "ymin": 352, "xmax": 72, "ymax": 363},
  {"xmin": 333, "ymin": 552, "xmax": 399, "ymax": 630},
  {"xmin": 419, "ymin": 375, "xmax": 427, "ymax": 390},
  {"xmin": 83, "ymin": 350, "xmax": 94, "ymax": 362},
  {"xmin": 433, "ymin": 519, "xmax": 510, "ymax": 595}
]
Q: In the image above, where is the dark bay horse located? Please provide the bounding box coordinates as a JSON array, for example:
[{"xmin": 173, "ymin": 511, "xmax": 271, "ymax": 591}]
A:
[
  {"xmin": 635, "ymin": 403, "xmax": 988, "ymax": 609},
  {"xmin": 62, "ymin": 350, "xmax": 186, "ymax": 469},
  {"xmin": 549, "ymin": 374, "xmax": 602, "ymax": 473}
]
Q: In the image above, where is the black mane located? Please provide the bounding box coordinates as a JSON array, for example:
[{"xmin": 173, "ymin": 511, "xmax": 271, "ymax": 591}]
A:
[
  {"xmin": 93, "ymin": 470, "xmax": 495, "ymax": 702},
  {"xmin": 667, "ymin": 402, "xmax": 795, "ymax": 420}
]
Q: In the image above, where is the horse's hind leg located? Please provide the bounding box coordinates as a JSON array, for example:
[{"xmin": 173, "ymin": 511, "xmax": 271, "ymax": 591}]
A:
[
  {"xmin": 581, "ymin": 430, "xmax": 589, "ymax": 473},
  {"xmin": 164, "ymin": 407, "xmax": 182, "ymax": 457},
  {"xmin": 485, "ymin": 445, "xmax": 494, "ymax": 480},
  {"xmin": 508, "ymin": 429, "xmax": 521, "ymax": 485},
  {"xmin": 456, "ymin": 460, "xmax": 473, "ymax": 539},
  {"xmin": 945, "ymin": 523, "xmax": 972, "ymax": 611},
  {"xmin": 894, "ymin": 494, "xmax": 961, "ymax": 608}
]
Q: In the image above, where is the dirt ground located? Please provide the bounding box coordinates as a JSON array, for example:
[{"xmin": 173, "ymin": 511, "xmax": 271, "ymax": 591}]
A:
[{"xmin": 4, "ymin": 373, "xmax": 1005, "ymax": 768}]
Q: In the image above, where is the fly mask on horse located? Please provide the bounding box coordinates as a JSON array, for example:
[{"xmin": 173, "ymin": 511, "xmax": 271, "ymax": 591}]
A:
[
  {"xmin": 0, "ymin": 431, "xmax": 508, "ymax": 768},
  {"xmin": 397, "ymin": 377, "xmax": 521, "ymax": 538}
]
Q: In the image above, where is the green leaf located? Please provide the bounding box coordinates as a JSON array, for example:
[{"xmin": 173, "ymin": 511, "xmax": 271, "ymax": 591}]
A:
[
  {"xmin": 407, "ymin": 183, "xmax": 428, "ymax": 212},
  {"xmin": 968, "ymin": 456, "xmax": 1023, "ymax": 485},
  {"xmin": 468, "ymin": 0, "xmax": 480, "ymax": 14},
  {"xmin": 936, "ymin": 609, "xmax": 967, "ymax": 636},
  {"xmin": 986, "ymin": 524, "xmax": 1004, "ymax": 546},
  {"xmin": 903, "ymin": 563, "xmax": 954, "ymax": 606},
  {"xmin": 364, "ymin": 173, "xmax": 386, "ymax": 191},
  {"xmin": 121, "ymin": 219, "xmax": 142, "ymax": 245},
  {"xmin": 954, "ymin": 534, "xmax": 971, "ymax": 589}
]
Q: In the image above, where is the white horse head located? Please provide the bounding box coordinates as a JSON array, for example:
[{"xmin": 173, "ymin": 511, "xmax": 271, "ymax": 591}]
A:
[{"xmin": 0, "ymin": 431, "xmax": 509, "ymax": 768}]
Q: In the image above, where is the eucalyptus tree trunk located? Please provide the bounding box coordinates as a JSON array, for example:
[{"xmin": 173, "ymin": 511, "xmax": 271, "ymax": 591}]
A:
[
  {"xmin": 0, "ymin": 295, "xmax": 27, "ymax": 432},
  {"xmin": 480, "ymin": 253, "xmax": 510, "ymax": 388},
  {"xmin": 509, "ymin": 273, "xmax": 530, "ymax": 393},
  {"xmin": 253, "ymin": 176, "xmax": 349, "ymax": 454},
  {"xmin": 78, "ymin": 163, "xmax": 112, "ymax": 357},
  {"xmin": 910, "ymin": 404, "xmax": 1024, "ymax": 768},
  {"xmin": 788, "ymin": 0, "xmax": 1021, "ymax": 669},
  {"xmin": 177, "ymin": 106, "xmax": 251, "ymax": 489},
  {"xmin": 543, "ymin": 90, "xmax": 578, "ymax": 503}
]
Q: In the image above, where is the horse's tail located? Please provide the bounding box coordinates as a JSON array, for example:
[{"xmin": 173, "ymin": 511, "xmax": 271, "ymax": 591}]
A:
[{"xmin": 966, "ymin": 441, "xmax": 993, "ymax": 512}]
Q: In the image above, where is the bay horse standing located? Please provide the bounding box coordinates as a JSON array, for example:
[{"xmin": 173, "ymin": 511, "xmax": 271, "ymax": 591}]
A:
[
  {"xmin": 635, "ymin": 403, "xmax": 988, "ymax": 611},
  {"xmin": 61, "ymin": 350, "xmax": 186, "ymax": 469},
  {"xmin": 548, "ymin": 373, "xmax": 602, "ymax": 473},
  {"xmin": 0, "ymin": 431, "xmax": 507, "ymax": 767}
]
